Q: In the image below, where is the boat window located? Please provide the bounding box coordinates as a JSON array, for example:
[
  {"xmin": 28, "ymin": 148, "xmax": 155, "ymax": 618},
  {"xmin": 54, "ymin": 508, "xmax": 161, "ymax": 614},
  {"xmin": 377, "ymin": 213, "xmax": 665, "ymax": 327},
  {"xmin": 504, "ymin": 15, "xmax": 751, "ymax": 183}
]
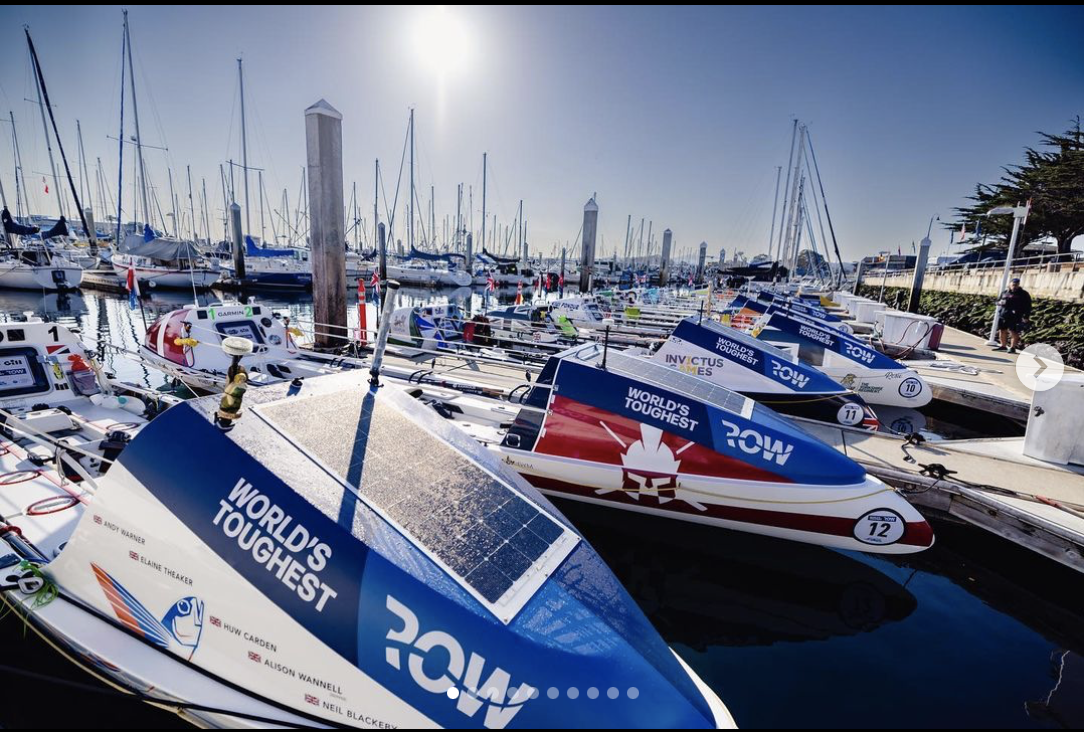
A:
[
  {"xmin": 215, "ymin": 320, "xmax": 264, "ymax": 344},
  {"xmin": 0, "ymin": 347, "xmax": 50, "ymax": 398},
  {"xmin": 255, "ymin": 390, "xmax": 578, "ymax": 623}
]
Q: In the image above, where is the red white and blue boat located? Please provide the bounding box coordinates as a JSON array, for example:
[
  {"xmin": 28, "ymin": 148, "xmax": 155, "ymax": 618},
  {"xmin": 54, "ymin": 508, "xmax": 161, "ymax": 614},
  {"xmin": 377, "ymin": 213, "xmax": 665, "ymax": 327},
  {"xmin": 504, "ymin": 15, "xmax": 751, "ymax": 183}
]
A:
[
  {"xmin": 725, "ymin": 302, "xmax": 933, "ymax": 408},
  {"xmin": 649, "ymin": 317, "xmax": 879, "ymax": 429},
  {"xmin": 444, "ymin": 343, "xmax": 934, "ymax": 554}
]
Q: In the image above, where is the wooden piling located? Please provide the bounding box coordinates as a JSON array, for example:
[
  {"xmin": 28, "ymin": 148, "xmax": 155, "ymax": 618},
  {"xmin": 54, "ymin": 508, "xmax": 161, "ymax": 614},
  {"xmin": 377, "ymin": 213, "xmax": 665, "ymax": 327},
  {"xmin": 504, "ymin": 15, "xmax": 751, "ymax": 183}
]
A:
[{"xmin": 305, "ymin": 99, "xmax": 347, "ymax": 349}]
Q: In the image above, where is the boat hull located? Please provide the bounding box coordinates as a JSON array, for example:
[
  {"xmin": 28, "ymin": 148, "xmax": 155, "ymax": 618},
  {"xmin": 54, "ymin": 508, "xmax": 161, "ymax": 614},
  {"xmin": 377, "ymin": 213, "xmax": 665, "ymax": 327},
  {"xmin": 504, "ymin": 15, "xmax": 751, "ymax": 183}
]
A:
[
  {"xmin": 0, "ymin": 262, "xmax": 83, "ymax": 290},
  {"xmin": 112, "ymin": 259, "xmax": 219, "ymax": 289},
  {"xmin": 498, "ymin": 448, "xmax": 933, "ymax": 554}
]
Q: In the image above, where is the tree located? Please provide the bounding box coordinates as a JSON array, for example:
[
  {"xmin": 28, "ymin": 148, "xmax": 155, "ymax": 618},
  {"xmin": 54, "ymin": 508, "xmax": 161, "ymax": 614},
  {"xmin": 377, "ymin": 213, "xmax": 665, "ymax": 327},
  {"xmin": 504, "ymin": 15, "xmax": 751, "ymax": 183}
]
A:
[{"xmin": 952, "ymin": 117, "xmax": 1084, "ymax": 255}]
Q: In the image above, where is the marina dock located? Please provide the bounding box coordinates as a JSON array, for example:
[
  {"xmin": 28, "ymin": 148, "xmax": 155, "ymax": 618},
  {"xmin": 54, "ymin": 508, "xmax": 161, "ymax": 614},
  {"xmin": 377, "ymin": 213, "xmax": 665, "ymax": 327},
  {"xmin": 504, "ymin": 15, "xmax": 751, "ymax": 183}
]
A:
[
  {"xmin": 794, "ymin": 322, "xmax": 1084, "ymax": 573},
  {"xmin": 902, "ymin": 325, "xmax": 1038, "ymax": 421}
]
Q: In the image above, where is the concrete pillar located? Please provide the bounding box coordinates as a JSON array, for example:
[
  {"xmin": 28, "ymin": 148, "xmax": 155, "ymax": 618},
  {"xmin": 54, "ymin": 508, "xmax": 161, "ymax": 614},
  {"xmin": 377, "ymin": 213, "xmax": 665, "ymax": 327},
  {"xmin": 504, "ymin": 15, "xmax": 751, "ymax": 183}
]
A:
[
  {"xmin": 578, "ymin": 197, "xmax": 598, "ymax": 293},
  {"xmin": 305, "ymin": 99, "xmax": 346, "ymax": 349},
  {"xmin": 696, "ymin": 241, "xmax": 707, "ymax": 285},
  {"xmin": 659, "ymin": 229, "xmax": 673, "ymax": 286},
  {"xmin": 852, "ymin": 260, "xmax": 865, "ymax": 294},
  {"xmin": 907, "ymin": 236, "xmax": 932, "ymax": 313},
  {"xmin": 560, "ymin": 247, "xmax": 566, "ymax": 295},
  {"xmin": 230, "ymin": 203, "xmax": 245, "ymax": 280}
]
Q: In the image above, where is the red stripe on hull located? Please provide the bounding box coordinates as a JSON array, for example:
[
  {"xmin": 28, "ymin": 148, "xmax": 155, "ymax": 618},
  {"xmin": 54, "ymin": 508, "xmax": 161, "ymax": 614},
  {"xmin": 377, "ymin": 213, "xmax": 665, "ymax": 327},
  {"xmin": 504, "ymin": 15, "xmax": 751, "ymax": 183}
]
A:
[
  {"xmin": 527, "ymin": 473, "xmax": 933, "ymax": 548},
  {"xmin": 536, "ymin": 394, "xmax": 788, "ymax": 483}
]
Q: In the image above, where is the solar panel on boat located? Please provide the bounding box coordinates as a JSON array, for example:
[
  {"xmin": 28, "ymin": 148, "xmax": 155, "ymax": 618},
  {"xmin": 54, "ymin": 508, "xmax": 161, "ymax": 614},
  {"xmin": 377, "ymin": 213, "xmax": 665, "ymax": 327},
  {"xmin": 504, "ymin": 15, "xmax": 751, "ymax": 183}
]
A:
[
  {"xmin": 605, "ymin": 350, "xmax": 751, "ymax": 416},
  {"xmin": 255, "ymin": 389, "xmax": 573, "ymax": 614},
  {"xmin": 693, "ymin": 316, "xmax": 797, "ymax": 362}
]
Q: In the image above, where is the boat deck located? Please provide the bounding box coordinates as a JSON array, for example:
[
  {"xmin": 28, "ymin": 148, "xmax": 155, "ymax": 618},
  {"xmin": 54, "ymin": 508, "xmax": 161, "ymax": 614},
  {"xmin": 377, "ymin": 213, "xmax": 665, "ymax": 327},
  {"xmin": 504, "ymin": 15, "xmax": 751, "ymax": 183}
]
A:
[{"xmin": 796, "ymin": 418, "xmax": 1084, "ymax": 573}]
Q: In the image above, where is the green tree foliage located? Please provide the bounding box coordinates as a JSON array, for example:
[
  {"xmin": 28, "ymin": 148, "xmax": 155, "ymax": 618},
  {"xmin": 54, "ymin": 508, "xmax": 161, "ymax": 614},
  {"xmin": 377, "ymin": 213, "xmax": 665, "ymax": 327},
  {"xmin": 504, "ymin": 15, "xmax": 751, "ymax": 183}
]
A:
[{"xmin": 953, "ymin": 117, "xmax": 1084, "ymax": 255}]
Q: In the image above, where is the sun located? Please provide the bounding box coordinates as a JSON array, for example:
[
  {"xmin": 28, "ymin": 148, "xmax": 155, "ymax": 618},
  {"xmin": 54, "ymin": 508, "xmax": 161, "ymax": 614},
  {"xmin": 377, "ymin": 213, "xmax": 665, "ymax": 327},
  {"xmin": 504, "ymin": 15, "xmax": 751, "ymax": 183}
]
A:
[{"xmin": 412, "ymin": 5, "xmax": 471, "ymax": 78}]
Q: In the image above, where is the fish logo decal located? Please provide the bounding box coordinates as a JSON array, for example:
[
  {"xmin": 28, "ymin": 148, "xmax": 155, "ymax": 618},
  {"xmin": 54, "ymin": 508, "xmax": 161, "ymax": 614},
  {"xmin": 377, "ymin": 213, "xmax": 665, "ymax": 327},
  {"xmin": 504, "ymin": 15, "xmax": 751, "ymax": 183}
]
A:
[{"xmin": 91, "ymin": 564, "xmax": 204, "ymax": 659}]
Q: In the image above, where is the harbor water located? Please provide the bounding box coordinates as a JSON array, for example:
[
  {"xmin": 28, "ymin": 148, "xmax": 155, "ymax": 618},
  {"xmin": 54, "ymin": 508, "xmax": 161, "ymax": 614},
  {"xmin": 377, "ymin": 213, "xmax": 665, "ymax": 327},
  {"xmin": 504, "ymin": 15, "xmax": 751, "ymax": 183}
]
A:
[{"xmin": 1, "ymin": 288, "xmax": 1080, "ymax": 729}]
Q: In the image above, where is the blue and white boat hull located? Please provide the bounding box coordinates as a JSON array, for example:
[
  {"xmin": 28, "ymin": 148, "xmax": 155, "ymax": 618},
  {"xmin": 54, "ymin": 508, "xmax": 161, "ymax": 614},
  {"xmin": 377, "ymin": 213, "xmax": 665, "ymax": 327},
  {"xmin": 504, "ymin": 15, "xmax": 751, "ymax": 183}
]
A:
[{"xmin": 14, "ymin": 371, "xmax": 735, "ymax": 728}]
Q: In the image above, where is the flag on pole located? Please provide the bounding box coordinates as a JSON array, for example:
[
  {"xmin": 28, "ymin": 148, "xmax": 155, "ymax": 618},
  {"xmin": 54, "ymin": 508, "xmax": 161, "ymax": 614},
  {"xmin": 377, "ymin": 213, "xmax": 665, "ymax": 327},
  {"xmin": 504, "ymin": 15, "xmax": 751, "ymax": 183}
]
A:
[
  {"xmin": 558, "ymin": 272, "xmax": 565, "ymax": 296},
  {"xmin": 515, "ymin": 280, "xmax": 523, "ymax": 305},
  {"xmin": 369, "ymin": 270, "xmax": 380, "ymax": 302},
  {"xmin": 958, "ymin": 223, "xmax": 967, "ymax": 242},
  {"xmin": 486, "ymin": 272, "xmax": 496, "ymax": 292},
  {"xmin": 126, "ymin": 261, "xmax": 140, "ymax": 309}
]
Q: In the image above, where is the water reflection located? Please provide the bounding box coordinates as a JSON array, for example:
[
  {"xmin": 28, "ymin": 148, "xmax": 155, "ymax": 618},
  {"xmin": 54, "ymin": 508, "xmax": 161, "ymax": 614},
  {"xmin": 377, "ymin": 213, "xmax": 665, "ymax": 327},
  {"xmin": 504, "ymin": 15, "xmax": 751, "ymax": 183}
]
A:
[{"xmin": 559, "ymin": 500, "xmax": 916, "ymax": 648}]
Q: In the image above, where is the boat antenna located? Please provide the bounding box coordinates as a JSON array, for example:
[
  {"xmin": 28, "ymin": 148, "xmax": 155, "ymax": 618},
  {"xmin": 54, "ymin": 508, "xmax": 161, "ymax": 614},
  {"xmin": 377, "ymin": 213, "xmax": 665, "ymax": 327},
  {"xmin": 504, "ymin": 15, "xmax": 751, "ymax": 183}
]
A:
[
  {"xmin": 599, "ymin": 317, "xmax": 614, "ymax": 370},
  {"xmin": 368, "ymin": 279, "xmax": 401, "ymax": 387}
]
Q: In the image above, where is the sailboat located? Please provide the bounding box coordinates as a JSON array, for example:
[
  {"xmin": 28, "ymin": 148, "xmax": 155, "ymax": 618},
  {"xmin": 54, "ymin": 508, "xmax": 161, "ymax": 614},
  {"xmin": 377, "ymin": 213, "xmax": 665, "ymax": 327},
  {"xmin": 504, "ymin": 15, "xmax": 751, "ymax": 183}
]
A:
[
  {"xmin": 108, "ymin": 13, "xmax": 219, "ymax": 291},
  {"xmin": 0, "ymin": 32, "xmax": 91, "ymax": 291}
]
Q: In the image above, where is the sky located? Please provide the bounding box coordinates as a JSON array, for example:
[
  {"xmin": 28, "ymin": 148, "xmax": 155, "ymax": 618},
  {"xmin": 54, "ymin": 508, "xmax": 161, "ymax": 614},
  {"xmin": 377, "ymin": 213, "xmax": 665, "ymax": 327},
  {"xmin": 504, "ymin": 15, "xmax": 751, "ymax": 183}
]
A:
[{"xmin": 1, "ymin": 5, "xmax": 1082, "ymax": 263}]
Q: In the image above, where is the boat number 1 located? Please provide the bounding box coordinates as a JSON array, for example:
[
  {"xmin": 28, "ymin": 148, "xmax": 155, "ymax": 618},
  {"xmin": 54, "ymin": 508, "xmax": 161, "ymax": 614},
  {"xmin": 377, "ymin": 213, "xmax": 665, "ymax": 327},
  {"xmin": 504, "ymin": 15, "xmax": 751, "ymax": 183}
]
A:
[
  {"xmin": 47, "ymin": 325, "xmax": 59, "ymax": 342},
  {"xmin": 853, "ymin": 509, "xmax": 905, "ymax": 545}
]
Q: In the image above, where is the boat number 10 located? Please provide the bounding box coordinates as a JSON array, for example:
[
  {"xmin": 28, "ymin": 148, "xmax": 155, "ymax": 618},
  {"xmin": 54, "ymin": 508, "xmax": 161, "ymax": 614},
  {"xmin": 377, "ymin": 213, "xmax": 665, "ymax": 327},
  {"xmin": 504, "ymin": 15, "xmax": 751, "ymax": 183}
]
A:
[{"xmin": 853, "ymin": 509, "xmax": 905, "ymax": 545}]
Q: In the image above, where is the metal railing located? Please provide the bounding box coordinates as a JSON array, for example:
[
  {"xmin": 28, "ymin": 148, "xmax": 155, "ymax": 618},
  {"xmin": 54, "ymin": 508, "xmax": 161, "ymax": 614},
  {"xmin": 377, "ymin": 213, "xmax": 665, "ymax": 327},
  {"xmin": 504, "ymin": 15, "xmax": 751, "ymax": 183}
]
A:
[{"xmin": 864, "ymin": 251, "xmax": 1084, "ymax": 280}]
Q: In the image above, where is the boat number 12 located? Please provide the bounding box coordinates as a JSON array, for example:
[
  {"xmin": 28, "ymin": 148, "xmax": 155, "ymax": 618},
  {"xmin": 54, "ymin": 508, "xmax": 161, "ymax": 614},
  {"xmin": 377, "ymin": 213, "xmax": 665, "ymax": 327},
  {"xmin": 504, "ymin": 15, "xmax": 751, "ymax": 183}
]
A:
[{"xmin": 853, "ymin": 509, "xmax": 905, "ymax": 545}]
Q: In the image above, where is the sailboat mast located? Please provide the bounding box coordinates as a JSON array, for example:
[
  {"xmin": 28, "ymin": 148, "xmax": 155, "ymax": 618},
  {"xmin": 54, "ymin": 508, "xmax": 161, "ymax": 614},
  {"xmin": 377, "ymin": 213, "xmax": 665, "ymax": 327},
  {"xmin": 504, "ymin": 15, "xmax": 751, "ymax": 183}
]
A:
[
  {"xmin": 775, "ymin": 119, "xmax": 798, "ymax": 265},
  {"xmin": 24, "ymin": 28, "xmax": 91, "ymax": 239},
  {"xmin": 480, "ymin": 152, "xmax": 487, "ymax": 255},
  {"xmin": 113, "ymin": 21, "xmax": 126, "ymax": 244},
  {"xmin": 767, "ymin": 165, "xmax": 781, "ymax": 257},
  {"xmin": 168, "ymin": 167, "xmax": 179, "ymax": 237},
  {"xmin": 187, "ymin": 165, "xmax": 196, "ymax": 242},
  {"xmin": 201, "ymin": 177, "xmax": 210, "ymax": 247},
  {"xmin": 805, "ymin": 130, "xmax": 845, "ymax": 288},
  {"xmin": 238, "ymin": 57, "xmax": 251, "ymax": 238},
  {"xmin": 373, "ymin": 159, "xmax": 379, "ymax": 254},
  {"xmin": 124, "ymin": 11, "xmax": 151, "ymax": 229},
  {"xmin": 11, "ymin": 111, "xmax": 32, "ymax": 220},
  {"xmin": 259, "ymin": 169, "xmax": 266, "ymax": 244},
  {"xmin": 408, "ymin": 108, "xmax": 414, "ymax": 251},
  {"xmin": 29, "ymin": 45, "xmax": 64, "ymax": 220},
  {"xmin": 352, "ymin": 181, "xmax": 359, "ymax": 250},
  {"xmin": 781, "ymin": 125, "xmax": 805, "ymax": 279},
  {"xmin": 77, "ymin": 119, "xmax": 93, "ymax": 216}
]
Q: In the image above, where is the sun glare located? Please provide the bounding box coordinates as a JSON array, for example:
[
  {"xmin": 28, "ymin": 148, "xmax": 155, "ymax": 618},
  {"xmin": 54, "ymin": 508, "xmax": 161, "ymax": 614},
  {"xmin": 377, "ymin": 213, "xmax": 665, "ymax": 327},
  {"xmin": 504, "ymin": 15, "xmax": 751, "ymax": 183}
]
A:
[{"xmin": 412, "ymin": 5, "xmax": 471, "ymax": 78}]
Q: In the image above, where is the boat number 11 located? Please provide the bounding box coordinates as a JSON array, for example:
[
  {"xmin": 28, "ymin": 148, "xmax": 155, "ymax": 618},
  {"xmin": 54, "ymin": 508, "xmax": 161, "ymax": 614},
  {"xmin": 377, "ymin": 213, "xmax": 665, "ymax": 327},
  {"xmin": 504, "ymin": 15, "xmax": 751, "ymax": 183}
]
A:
[{"xmin": 853, "ymin": 509, "xmax": 905, "ymax": 545}]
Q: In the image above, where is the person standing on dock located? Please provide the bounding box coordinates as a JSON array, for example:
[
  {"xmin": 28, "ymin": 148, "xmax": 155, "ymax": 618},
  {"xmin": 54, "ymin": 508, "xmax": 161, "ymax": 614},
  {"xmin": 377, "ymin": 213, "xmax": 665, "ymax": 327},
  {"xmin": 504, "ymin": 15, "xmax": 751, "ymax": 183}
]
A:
[{"xmin": 993, "ymin": 277, "xmax": 1032, "ymax": 354}]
